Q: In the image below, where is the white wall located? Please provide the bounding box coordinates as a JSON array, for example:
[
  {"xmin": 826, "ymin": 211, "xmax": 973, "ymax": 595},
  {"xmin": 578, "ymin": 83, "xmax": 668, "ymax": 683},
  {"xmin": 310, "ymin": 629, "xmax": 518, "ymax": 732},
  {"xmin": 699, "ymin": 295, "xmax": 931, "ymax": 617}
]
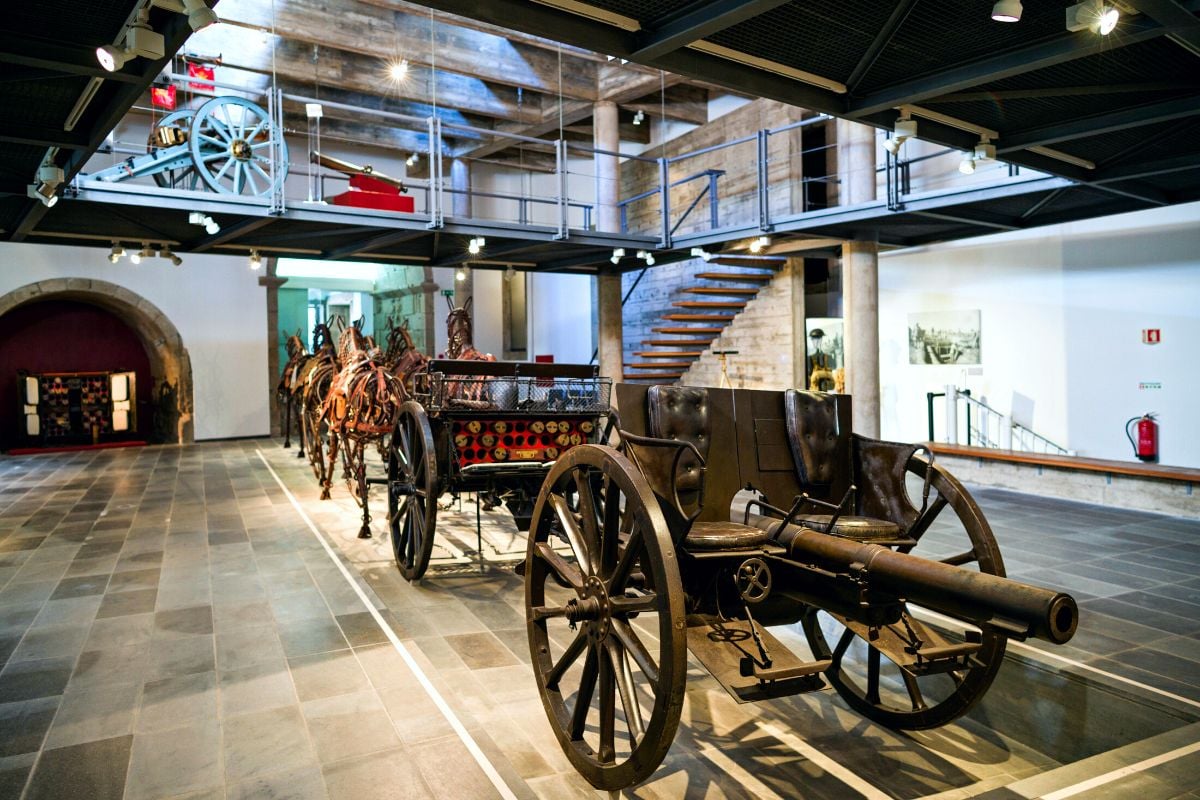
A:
[
  {"xmin": 879, "ymin": 201, "xmax": 1200, "ymax": 468},
  {"xmin": 527, "ymin": 273, "xmax": 595, "ymax": 364},
  {"xmin": 0, "ymin": 241, "xmax": 269, "ymax": 441}
]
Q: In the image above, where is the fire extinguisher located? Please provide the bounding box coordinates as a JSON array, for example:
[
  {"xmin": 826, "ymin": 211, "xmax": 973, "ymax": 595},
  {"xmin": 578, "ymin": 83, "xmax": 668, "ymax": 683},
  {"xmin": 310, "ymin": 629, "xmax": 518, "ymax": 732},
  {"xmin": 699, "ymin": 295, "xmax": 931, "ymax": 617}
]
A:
[{"xmin": 1125, "ymin": 413, "xmax": 1158, "ymax": 463}]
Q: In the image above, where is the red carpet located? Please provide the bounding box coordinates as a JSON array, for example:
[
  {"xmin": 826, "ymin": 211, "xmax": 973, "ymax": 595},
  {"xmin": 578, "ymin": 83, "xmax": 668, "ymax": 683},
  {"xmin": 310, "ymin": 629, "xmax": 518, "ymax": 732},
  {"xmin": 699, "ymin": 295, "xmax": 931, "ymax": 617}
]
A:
[{"xmin": 7, "ymin": 441, "xmax": 147, "ymax": 456}]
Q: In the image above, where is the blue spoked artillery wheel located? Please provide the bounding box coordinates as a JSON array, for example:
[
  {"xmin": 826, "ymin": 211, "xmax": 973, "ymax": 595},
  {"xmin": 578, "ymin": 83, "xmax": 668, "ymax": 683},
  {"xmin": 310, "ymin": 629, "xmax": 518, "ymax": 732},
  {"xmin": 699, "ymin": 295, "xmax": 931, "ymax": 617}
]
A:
[
  {"xmin": 388, "ymin": 402, "xmax": 439, "ymax": 582},
  {"xmin": 525, "ymin": 445, "xmax": 686, "ymax": 790},
  {"xmin": 800, "ymin": 457, "xmax": 1008, "ymax": 730},
  {"xmin": 189, "ymin": 96, "xmax": 288, "ymax": 196}
]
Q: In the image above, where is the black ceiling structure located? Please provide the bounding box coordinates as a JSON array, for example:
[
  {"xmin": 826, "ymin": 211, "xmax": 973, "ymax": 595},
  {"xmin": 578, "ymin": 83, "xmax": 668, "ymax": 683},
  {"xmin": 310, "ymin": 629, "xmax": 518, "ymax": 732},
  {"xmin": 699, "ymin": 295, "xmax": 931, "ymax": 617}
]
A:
[
  {"xmin": 0, "ymin": 0, "xmax": 1197, "ymax": 271},
  {"xmin": 399, "ymin": 0, "xmax": 1200, "ymax": 234}
]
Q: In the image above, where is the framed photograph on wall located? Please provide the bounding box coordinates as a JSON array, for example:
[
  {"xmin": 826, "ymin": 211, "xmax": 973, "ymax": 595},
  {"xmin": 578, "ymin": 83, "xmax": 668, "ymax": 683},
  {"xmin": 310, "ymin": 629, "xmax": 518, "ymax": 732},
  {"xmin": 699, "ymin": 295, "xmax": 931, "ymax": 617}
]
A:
[
  {"xmin": 806, "ymin": 317, "xmax": 843, "ymax": 390},
  {"xmin": 908, "ymin": 310, "xmax": 981, "ymax": 365}
]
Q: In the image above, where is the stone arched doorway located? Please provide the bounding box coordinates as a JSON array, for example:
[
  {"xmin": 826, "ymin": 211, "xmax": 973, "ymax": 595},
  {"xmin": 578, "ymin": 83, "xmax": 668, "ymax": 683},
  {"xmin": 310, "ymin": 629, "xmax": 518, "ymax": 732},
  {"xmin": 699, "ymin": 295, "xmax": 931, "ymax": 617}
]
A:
[{"xmin": 0, "ymin": 278, "xmax": 194, "ymax": 444}]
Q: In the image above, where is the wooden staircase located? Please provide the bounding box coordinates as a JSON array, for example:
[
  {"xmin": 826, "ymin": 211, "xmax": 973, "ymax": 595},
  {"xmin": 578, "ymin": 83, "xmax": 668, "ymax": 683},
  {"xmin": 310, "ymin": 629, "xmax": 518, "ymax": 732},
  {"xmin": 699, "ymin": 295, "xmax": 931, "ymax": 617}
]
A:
[{"xmin": 624, "ymin": 254, "xmax": 786, "ymax": 382}]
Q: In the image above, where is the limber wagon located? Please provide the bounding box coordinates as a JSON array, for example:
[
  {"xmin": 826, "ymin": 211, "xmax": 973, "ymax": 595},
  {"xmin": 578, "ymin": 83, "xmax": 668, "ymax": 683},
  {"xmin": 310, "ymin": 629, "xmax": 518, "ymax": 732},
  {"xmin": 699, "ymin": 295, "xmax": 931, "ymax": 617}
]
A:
[
  {"xmin": 386, "ymin": 359, "xmax": 612, "ymax": 580},
  {"xmin": 522, "ymin": 384, "xmax": 1080, "ymax": 790}
]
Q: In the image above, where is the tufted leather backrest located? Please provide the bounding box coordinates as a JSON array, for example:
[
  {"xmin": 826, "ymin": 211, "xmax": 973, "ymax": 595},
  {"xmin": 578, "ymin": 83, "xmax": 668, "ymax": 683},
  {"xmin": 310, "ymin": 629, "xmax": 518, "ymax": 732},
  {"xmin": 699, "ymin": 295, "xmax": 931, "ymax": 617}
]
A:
[
  {"xmin": 783, "ymin": 389, "xmax": 851, "ymax": 497},
  {"xmin": 646, "ymin": 385, "xmax": 710, "ymax": 513}
]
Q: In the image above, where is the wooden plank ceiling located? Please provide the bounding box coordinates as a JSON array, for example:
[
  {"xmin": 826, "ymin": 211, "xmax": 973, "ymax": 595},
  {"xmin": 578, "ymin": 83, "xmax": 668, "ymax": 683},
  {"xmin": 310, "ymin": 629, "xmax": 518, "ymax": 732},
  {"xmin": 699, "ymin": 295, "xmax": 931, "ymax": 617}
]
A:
[{"xmin": 181, "ymin": 0, "xmax": 722, "ymax": 171}]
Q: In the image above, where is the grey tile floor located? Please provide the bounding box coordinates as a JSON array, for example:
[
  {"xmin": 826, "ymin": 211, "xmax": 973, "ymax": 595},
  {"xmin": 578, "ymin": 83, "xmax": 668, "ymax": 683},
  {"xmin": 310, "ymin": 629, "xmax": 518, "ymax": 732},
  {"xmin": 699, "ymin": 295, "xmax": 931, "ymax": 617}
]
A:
[{"xmin": 1, "ymin": 440, "xmax": 1198, "ymax": 799}]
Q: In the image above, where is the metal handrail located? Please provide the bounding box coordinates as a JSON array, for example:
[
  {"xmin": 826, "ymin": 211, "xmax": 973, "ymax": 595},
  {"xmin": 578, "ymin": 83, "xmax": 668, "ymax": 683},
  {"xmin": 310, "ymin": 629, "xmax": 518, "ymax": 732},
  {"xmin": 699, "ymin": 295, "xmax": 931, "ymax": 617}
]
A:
[{"xmin": 928, "ymin": 386, "xmax": 1072, "ymax": 455}]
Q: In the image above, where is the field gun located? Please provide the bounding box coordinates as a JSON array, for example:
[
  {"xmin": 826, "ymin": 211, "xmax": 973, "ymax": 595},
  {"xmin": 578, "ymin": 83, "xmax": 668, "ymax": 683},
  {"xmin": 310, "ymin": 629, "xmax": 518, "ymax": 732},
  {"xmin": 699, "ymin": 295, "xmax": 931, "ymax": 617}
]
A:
[
  {"xmin": 521, "ymin": 384, "xmax": 1079, "ymax": 790},
  {"xmin": 310, "ymin": 150, "xmax": 414, "ymax": 212}
]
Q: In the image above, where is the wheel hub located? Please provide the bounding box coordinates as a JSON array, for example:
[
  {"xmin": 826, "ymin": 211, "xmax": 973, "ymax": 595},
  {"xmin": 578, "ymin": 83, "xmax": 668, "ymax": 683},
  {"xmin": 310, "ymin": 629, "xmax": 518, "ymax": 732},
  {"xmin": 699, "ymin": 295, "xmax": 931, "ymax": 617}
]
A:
[
  {"xmin": 230, "ymin": 139, "xmax": 251, "ymax": 161},
  {"xmin": 566, "ymin": 575, "xmax": 612, "ymax": 640}
]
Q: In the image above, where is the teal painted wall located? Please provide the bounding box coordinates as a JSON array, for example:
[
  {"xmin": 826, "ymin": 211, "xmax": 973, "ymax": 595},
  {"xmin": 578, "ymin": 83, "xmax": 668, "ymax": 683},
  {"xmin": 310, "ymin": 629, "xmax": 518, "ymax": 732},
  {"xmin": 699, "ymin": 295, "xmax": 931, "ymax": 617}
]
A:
[{"xmin": 277, "ymin": 287, "xmax": 309, "ymax": 369}]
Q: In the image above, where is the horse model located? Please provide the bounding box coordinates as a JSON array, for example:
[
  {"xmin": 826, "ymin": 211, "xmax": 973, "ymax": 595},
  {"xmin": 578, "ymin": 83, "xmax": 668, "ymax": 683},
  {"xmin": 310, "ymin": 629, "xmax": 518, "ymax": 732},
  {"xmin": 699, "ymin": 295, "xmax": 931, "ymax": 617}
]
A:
[
  {"xmin": 321, "ymin": 322, "xmax": 406, "ymax": 538},
  {"xmin": 439, "ymin": 297, "xmax": 495, "ymax": 404},
  {"xmin": 383, "ymin": 317, "xmax": 428, "ymax": 393},
  {"xmin": 277, "ymin": 329, "xmax": 309, "ymax": 450},
  {"xmin": 300, "ymin": 320, "xmax": 341, "ymax": 488}
]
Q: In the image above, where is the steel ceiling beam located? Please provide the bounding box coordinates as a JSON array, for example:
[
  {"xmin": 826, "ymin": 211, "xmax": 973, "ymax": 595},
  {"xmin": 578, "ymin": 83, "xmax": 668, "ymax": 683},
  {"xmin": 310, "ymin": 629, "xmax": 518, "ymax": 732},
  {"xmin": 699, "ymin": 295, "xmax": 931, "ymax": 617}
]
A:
[
  {"xmin": 0, "ymin": 32, "xmax": 144, "ymax": 84},
  {"xmin": 188, "ymin": 217, "xmax": 279, "ymax": 253},
  {"xmin": 1123, "ymin": 0, "xmax": 1200, "ymax": 56},
  {"xmin": 846, "ymin": 16, "xmax": 1166, "ymax": 117},
  {"xmin": 0, "ymin": 124, "xmax": 92, "ymax": 150},
  {"xmin": 1094, "ymin": 152, "xmax": 1200, "ymax": 183},
  {"xmin": 911, "ymin": 209, "xmax": 1021, "ymax": 232},
  {"xmin": 630, "ymin": 0, "xmax": 791, "ymax": 61},
  {"xmin": 999, "ymin": 95, "xmax": 1200, "ymax": 151},
  {"xmin": 845, "ymin": 0, "xmax": 920, "ymax": 93},
  {"xmin": 429, "ymin": 240, "xmax": 547, "ymax": 267},
  {"xmin": 324, "ymin": 229, "xmax": 427, "ymax": 260}
]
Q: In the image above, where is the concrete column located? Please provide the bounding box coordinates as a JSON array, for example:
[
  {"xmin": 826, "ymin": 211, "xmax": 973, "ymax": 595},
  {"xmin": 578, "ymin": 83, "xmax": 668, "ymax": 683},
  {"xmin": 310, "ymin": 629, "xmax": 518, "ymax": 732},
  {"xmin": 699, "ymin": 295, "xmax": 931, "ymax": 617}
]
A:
[
  {"xmin": 593, "ymin": 100, "xmax": 620, "ymax": 233},
  {"xmin": 258, "ymin": 258, "xmax": 286, "ymax": 436},
  {"xmin": 843, "ymin": 239, "xmax": 880, "ymax": 437},
  {"xmin": 789, "ymin": 257, "xmax": 807, "ymax": 389},
  {"xmin": 594, "ymin": 100, "xmax": 623, "ymax": 382},
  {"xmin": 450, "ymin": 157, "xmax": 471, "ymax": 219},
  {"xmin": 836, "ymin": 118, "xmax": 877, "ymax": 205},
  {"xmin": 597, "ymin": 273, "xmax": 623, "ymax": 382}
]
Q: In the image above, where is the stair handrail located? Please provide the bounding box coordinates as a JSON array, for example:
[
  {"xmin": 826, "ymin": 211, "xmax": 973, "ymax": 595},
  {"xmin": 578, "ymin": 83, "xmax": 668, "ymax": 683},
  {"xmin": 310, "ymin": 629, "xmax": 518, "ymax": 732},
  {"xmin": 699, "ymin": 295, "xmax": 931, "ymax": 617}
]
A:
[{"xmin": 927, "ymin": 386, "xmax": 1072, "ymax": 455}]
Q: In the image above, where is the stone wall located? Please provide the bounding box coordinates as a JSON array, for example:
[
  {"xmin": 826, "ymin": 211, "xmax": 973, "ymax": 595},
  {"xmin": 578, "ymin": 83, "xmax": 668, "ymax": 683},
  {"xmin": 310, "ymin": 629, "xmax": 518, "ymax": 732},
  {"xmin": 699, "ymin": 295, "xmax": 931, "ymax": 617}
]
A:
[
  {"xmin": 681, "ymin": 259, "xmax": 800, "ymax": 390},
  {"xmin": 619, "ymin": 99, "xmax": 822, "ymax": 237},
  {"xmin": 934, "ymin": 453, "xmax": 1200, "ymax": 519},
  {"xmin": 372, "ymin": 265, "xmax": 437, "ymax": 355}
]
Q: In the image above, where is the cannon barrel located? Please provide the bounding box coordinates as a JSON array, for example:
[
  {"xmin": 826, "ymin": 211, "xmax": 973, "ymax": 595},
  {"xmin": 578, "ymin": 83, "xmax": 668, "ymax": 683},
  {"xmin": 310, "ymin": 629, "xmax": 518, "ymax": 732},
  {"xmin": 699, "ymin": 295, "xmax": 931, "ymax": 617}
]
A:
[
  {"xmin": 310, "ymin": 150, "xmax": 407, "ymax": 191},
  {"xmin": 783, "ymin": 529, "xmax": 1078, "ymax": 644}
]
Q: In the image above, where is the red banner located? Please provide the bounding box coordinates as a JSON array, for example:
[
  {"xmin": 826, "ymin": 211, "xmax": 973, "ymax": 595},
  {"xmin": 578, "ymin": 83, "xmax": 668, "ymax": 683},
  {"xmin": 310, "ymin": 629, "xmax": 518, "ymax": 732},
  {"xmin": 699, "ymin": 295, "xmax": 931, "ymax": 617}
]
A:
[
  {"xmin": 187, "ymin": 62, "xmax": 215, "ymax": 90},
  {"xmin": 150, "ymin": 85, "xmax": 177, "ymax": 110}
]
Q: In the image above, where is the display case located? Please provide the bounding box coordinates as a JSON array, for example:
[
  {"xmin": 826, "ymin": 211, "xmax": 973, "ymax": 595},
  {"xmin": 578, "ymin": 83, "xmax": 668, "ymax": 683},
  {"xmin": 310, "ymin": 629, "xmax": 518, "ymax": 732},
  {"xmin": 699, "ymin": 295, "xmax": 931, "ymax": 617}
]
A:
[{"xmin": 18, "ymin": 370, "xmax": 137, "ymax": 446}]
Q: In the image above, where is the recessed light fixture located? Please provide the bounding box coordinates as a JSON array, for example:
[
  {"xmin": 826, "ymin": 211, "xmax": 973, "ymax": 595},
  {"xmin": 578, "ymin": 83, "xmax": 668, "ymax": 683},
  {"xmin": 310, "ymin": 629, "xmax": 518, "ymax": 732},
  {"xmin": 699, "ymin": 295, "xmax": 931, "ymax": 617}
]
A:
[
  {"xmin": 991, "ymin": 0, "xmax": 1023, "ymax": 22},
  {"xmin": 387, "ymin": 58, "xmax": 409, "ymax": 82},
  {"xmin": 1065, "ymin": 0, "xmax": 1119, "ymax": 35}
]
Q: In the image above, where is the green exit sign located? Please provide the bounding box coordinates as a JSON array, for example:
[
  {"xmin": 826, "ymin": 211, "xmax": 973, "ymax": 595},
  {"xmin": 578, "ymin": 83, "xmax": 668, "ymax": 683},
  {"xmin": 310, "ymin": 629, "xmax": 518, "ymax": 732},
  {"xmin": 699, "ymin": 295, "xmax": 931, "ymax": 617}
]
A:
[{"xmin": 441, "ymin": 289, "xmax": 454, "ymax": 297}]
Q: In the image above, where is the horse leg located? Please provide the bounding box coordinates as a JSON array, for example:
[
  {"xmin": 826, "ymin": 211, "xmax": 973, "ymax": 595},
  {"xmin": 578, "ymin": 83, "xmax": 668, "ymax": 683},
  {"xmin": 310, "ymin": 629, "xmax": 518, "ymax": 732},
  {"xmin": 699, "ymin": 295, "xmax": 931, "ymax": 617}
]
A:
[
  {"xmin": 321, "ymin": 422, "xmax": 338, "ymax": 501},
  {"xmin": 356, "ymin": 446, "xmax": 372, "ymax": 539},
  {"xmin": 296, "ymin": 395, "xmax": 307, "ymax": 458},
  {"xmin": 282, "ymin": 395, "xmax": 292, "ymax": 448}
]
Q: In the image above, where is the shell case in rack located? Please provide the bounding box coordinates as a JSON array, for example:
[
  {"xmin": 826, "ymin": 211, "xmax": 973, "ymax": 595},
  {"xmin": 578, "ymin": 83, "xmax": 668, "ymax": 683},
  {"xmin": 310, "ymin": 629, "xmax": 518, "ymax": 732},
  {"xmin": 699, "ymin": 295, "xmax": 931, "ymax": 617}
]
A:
[{"xmin": 451, "ymin": 416, "xmax": 597, "ymax": 465}]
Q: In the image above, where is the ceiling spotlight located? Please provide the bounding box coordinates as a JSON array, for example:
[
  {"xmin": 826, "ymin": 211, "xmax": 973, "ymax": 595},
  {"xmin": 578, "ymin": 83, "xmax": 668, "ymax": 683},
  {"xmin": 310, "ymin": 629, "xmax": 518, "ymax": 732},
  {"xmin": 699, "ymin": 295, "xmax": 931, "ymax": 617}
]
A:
[
  {"xmin": 504, "ymin": 266, "xmax": 515, "ymax": 282},
  {"xmin": 467, "ymin": 236, "xmax": 485, "ymax": 255},
  {"xmin": 958, "ymin": 154, "xmax": 976, "ymax": 175},
  {"xmin": 188, "ymin": 212, "xmax": 220, "ymax": 234},
  {"xmin": 645, "ymin": 254, "xmax": 655, "ymax": 266},
  {"xmin": 248, "ymin": 250, "xmax": 262, "ymax": 270},
  {"xmin": 690, "ymin": 247, "xmax": 713, "ymax": 262},
  {"xmin": 405, "ymin": 151, "xmax": 420, "ymax": 167},
  {"xmin": 748, "ymin": 235, "xmax": 770, "ymax": 254},
  {"xmin": 96, "ymin": 9, "xmax": 164, "ymax": 72},
  {"xmin": 1066, "ymin": 0, "xmax": 1119, "ymax": 35},
  {"xmin": 27, "ymin": 183, "xmax": 59, "ymax": 208},
  {"xmin": 883, "ymin": 116, "xmax": 918, "ymax": 155},
  {"xmin": 455, "ymin": 269, "xmax": 467, "ymax": 282},
  {"xmin": 632, "ymin": 109, "xmax": 645, "ymax": 126},
  {"xmin": 27, "ymin": 155, "xmax": 64, "ymax": 207},
  {"xmin": 108, "ymin": 242, "xmax": 125, "ymax": 263},
  {"xmin": 204, "ymin": 218, "xmax": 220, "ymax": 235},
  {"xmin": 974, "ymin": 139, "xmax": 997, "ymax": 162},
  {"xmin": 131, "ymin": 243, "xmax": 152, "ymax": 265},
  {"xmin": 181, "ymin": 0, "xmax": 219, "ymax": 31},
  {"xmin": 991, "ymin": 0, "xmax": 1022, "ymax": 22},
  {"xmin": 610, "ymin": 247, "xmax": 625, "ymax": 265},
  {"xmin": 387, "ymin": 58, "xmax": 409, "ymax": 82},
  {"xmin": 160, "ymin": 247, "xmax": 183, "ymax": 266}
]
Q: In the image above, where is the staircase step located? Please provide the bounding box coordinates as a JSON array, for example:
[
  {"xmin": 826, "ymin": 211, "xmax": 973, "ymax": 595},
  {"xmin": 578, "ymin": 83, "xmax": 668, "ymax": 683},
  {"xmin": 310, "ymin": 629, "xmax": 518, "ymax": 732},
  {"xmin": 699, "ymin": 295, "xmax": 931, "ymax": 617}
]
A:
[
  {"xmin": 673, "ymin": 301, "xmax": 747, "ymax": 310},
  {"xmin": 625, "ymin": 362, "xmax": 694, "ymax": 370},
  {"xmin": 684, "ymin": 287, "xmax": 759, "ymax": 296},
  {"xmin": 709, "ymin": 255, "xmax": 786, "ymax": 268},
  {"xmin": 695, "ymin": 272, "xmax": 772, "ymax": 283},
  {"xmin": 642, "ymin": 339, "xmax": 716, "ymax": 347},
  {"xmin": 654, "ymin": 326, "xmax": 723, "ymax": 335},
  {"xmin": 623, "ymin": 373, "xmax": 683, "ymax": 382},
  {"xmin": 662, "ymin": 314, "xmax": 736, "ymax": 322},
  {"xmin": 633, "ymin": 351, "xmax": 702, "ymax": 358}
]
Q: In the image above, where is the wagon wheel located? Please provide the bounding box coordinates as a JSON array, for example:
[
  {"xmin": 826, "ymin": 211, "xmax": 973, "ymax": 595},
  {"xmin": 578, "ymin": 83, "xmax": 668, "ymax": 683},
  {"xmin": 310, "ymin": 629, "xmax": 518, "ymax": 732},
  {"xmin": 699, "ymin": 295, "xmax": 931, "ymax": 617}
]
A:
[
  {"xmin": 388, "ymin": 402, "xmax": 438, "ymax": 581},
  {"xmin": 189, "ymin": 96, "xmax": 288, "ymax": 196},
  {"xmin": 150, "ymin": 109, "xmax": 199, "ymax": 190},
  {"xmin": 526, "ymin": 445, "xmax": 686, "ymax": 791},
  {"xmin": 801, "ymin": 456, "xmax": 1007, "ymax": 729}
]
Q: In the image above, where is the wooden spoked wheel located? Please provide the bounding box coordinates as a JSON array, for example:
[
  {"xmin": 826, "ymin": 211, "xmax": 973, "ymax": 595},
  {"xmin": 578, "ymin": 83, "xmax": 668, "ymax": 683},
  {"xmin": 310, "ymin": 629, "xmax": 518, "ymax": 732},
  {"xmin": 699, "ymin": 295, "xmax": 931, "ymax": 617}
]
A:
[
  {"xmin": 388, "ymin": 402, "xmax": 438, "ymax": 581},
  {"xmin": 150, "ymin": 109, "xmax": 199, "ymax": 190},
  {"xmin": 189, "ymin": 96, "xmax": 288, "ymax": 196},
  {"xmin": 801, "ymin": 457, "xmax": 1007, "ymax": 729},
  {"xmin": 525, "ymin": 445, "xmax": 686, "ymax": 791}
]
